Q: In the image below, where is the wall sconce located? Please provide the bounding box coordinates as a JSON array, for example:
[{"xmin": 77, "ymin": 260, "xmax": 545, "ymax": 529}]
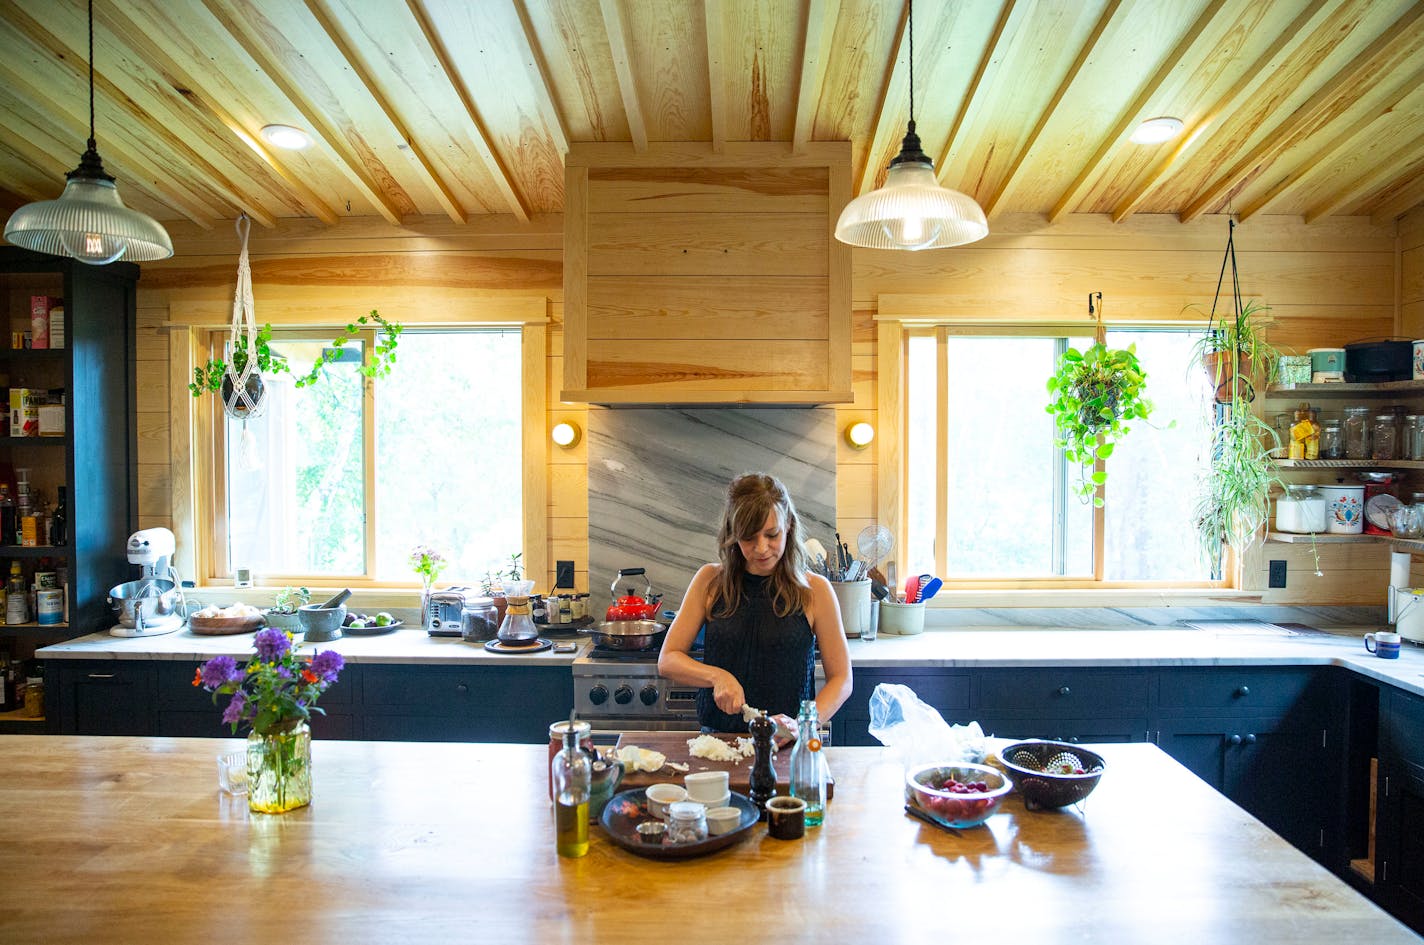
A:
[
  {"xmin": 845, "ymin": 422, "xmax": 875, "ymax": 450},
  {"xmin": 551, "ymin": 421, "xmax": 581, "ymax": 448}
]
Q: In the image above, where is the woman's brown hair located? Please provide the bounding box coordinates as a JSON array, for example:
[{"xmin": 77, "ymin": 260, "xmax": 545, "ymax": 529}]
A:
[{"xmin": 708, "ymin": 473, "xmax": 812, "ymax": 619}]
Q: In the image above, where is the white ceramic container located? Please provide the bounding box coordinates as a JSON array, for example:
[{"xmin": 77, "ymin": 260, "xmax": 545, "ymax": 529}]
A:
[{"xmin": 1326, "ymin": 485, "xmax": 1366, "ymax": 534}]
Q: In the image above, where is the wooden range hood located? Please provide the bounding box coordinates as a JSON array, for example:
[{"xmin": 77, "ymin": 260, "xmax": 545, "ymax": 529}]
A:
[{"xmin": 561, "ymin": 142, "xmax": 853, "ymax": 406}]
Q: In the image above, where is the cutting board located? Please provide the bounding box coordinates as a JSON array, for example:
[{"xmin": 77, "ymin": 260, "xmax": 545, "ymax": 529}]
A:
[{"xmin": 613, "ymin": 732, "xmax": 834, "ymax": 799}]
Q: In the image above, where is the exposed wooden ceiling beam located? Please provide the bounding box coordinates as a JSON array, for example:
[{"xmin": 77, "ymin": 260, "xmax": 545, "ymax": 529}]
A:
[
  {"xmin": 1049, "ymin": 0, "xmax": 1230, "ymax": 223},
  {"xmin": 511, "ymin": 0, "xmax": 570, "ymax": 155},
  {"xmin": 1180, "ymin": 2, "xmax": 1424, "ymax": 223},
  {"xmin": 1237, "ymin": 65, "xmax": 1424, "ymax": 222},
  {"xmin": 855, "ymin": 3, "xmax": 909, "ymax": 196},
  {"xmin": 983, "ymin": 0, "xmax": 1123, "ymax": 219},
  {"xmin": 200, "ymin": 0, "xmax": 405, "ymax": 225},
  {"xmin": 1370, "ymin": 170, "xmax": 1424, "ymax": 226},
  {"xmin": 704, "ymin": 0, "xmax": 727, "ymax": 152},
  {"xmin": 404, "ymin": 0, "xmax": 530, "ymax": 221},
  {"xmin": 1114, "ymin": 0, "xmax": 1334, "ymax": 224},
  {"xmin": 1305, "ymin": 132, "xmax": 1424, "ymax": 224},
  {"xmin": 97, "ymin": 2, "xmax": 340, "ymax": 226},
  {"xmin": 792, "ymin": 0, "xmax": 840, "ymax": 154},
  {"xmin": 304, "ymin": 0, "xmax": 466, "ymax": 224},
  {"xmin": 600, "ymin": 0, "xmax": 648, "ymax": 152},
  {"xmin": 0, "ymin": 58, "xmax": 217, "ymax": 228},
  {"xmin": 934, "ymin": 0, "xmax": 1027, "ymax": 185}
]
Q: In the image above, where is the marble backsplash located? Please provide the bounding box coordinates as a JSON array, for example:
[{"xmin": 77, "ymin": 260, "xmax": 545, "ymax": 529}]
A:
[{"xmin": 587, "ymin": 407, "xmax": 836, "ymax": 614}]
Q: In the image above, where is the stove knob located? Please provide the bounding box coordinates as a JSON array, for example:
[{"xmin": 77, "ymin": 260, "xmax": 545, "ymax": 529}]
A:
[
  {"xmin": 639, "ymin": 685, "xmax": 659, "ymax": 707},
  {"xmin": 589, "ymin": 685, "xmax": 609, "ymax": 706},
  {"xmin": 614, "ymin": 685, "xmax": 634, "ymax": 705}
]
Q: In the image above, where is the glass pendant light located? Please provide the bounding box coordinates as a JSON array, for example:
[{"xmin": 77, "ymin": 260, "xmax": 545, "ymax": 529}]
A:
[
  {"xmin": 835, "ymin": 0, "xmax": 988, "ymax": 251},
  {"xmin": 3, "ymin": 0, "xmax": 173, "ymax": 265}
]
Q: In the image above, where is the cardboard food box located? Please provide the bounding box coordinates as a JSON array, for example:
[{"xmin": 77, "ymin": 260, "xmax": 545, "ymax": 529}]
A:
[
  {"xmin": 38, "ymin": 404, "xmax": 65, "ymax": 436},
  {"xmin": 29, "ymin": 296, "xmax": 59, "ymax": 351},
  {"xmin": 8, "ymin": 389, "xmax": 38, "ymax": 437}
]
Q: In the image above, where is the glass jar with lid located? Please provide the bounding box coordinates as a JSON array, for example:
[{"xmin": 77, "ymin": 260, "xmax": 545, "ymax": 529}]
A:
[
  {"xmin": 1288, "ymin": 403, "xmax": 1319, "ymax": 460},
  {"xmin": 1343, "ymin": 406, "xmax": 1372, "ymax": 459},
  {"xmin": 1406, "ymin": 415, "xmax": 1424, "ymax": 461},
  {"xmin": 665, "ymin": 800, "xmax": 709, "ymax": 844},
  {"xmin": 1372, "ymin": 413, "xmax": 1399, "ymax": 460},
  {"xmin": 1275, "ymin": 484, "xmax": 1327, "ymax": 534},
  {"xmin": 1319, "ymin": 419, "xmax": 1344, "ymax": 459}
]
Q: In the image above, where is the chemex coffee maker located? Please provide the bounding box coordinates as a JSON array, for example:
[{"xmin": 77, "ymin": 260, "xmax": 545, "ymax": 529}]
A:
[{"xmin": 107, "ymin": 527, "xmax": 188, "ymax": 637}]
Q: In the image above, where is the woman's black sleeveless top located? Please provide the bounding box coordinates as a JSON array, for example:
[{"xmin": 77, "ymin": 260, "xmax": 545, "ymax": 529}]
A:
[{"xmin": 695, "ymin": 572, "xmax": 815, "ymax": 733}]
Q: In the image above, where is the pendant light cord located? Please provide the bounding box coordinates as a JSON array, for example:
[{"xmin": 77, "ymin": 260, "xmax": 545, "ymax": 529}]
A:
[
  {"xmin": 908, "ymin": 0, "xmax": 915, "ymax": 124},
  {"xmin": 87, "ymin": 0, "xmax": 96, "ymax": 148}
]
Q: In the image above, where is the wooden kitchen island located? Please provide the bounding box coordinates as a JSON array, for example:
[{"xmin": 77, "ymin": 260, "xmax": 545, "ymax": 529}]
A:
[{"xmin": 0, "ymin": 737, "xmax": 1415, "ymax": 945}]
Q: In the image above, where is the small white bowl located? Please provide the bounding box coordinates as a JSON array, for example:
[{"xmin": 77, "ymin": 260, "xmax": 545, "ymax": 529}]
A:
[
  {"xmin": 706, "ymin": 805, "xmax": 742, "ymax": 836},
  {"xmin": 646, "ymin": 783, "xmax": 687, "ymax": 820},
  {"xmin": 685, "ymin": 770, "xmax": 730, "ymax": 802},
  {"xmin": 692, "ymin": 790, "xmax": 731, "ymax": 811}
]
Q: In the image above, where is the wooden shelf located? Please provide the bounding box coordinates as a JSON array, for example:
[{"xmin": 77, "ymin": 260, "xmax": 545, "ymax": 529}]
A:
[
  {"xmin": 1273, "ymin": 459, "xmax": 1424, "ymax": 469},
  {"xmin": 0, "ymin": 349, "xmax": 64, "ymax": 364},
  {"xmin": 1266, "ymin": 380, "xmax": 1424, "ymax": 396},
  {"xmin": 0, "ymin": 436, "xmax": 65, "ymax": 446},
  {"xmin": 0, "ymin": 546, "xmax": 70, "ymax": 559},
  {"xmin": 1266, "ymin": 531, "xmax": 1424, "ymax": 553},
  {"xmin": 0, "ymin": 621, "xmax": 69, "ymax": 631}
]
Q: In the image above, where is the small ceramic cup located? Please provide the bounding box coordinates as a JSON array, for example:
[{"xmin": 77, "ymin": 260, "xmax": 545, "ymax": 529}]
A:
[
  {"xmin": 646, "ymin": 783, "xmax": 687, "ymax": 820},
  {"xmin": 1365, "ymin": 630, "xmax": 1402, "ymax": 659},
  {"xmin": 684, "ymin": 770, "xmax": 730, "ymax": 803},
  {"xmin": 706, "ymin": 805, "xmax": 742, "ymax": 836},
  {"xmin": 766, "ymin": 795, "xmax": 807, "ymax": 840}
]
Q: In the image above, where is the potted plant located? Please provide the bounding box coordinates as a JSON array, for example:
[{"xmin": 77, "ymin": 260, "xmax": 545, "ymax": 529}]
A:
[
  {"xmin": 1190, "ymin": 299, "xmax": 1278, "ymax": 404},
  {"xmin": 1046, "ymin": 342, "xmax": 1153, "ymax": 507},
  {"xmin": 263, "ymin": 585, "xmax": 310, "ymax": 632}
]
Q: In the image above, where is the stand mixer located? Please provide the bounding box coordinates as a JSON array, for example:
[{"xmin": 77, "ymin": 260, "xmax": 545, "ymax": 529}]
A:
[{"xmin": 108, "ymin": 527, "xmax": 187, "ymax": 637}]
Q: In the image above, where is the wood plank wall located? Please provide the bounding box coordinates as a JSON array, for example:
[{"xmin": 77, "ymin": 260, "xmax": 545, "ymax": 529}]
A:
[{"xmin": 134, "ymin": 212, "xmax": 1401, "ymax": 604}]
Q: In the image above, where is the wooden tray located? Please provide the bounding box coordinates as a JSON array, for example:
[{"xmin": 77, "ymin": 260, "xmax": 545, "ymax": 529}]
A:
[
  {"xmin": 613, "ymin": 731, "xmax": 834, "ymax": 799},
  {"xmin": 188, "ymin": 615, "xmax": 265, "ymax": 636}
]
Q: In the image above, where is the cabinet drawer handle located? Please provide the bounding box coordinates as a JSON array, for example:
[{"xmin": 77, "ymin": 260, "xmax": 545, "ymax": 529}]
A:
[
  {"xmin": 1057, "ymin": 686, "xmax": 1071, "ymax": 697},
  {"xmin": 1243, "ymin": 733, "xmax": 1256, "ymax": 745},
  {"xmin": 456, "ymin": 683, "xmax": 468, "ymax": 694},
  {"xmin": 1234, "ymin": 686, "xmax": 1250, "ymax": 698},
  {"xmin": 1227, "ymin": 734, "xmax": 1243, "ymax": 746},
  {"xmin": 86, "ymin": 673, "xmax": 117, "ymax": 680}
]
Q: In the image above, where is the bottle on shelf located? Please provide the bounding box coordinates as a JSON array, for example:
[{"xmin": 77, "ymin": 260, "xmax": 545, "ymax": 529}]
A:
[
  {"xmin": 5, "ymin": 562, "xmax": 28, "ymax": 625},
  {"xmin": 0, "ymin": 650, "xmax": 10, "ymax": 711},
  {"xmin": 51, "ymin": 486, "xmax": 65, "ymax": 547},
  {"xmin": 0, "ymin": 485, "xmax": 14, "ymax": 548},
  {"xmin": 13, "ymin": 467, "xmax": 30, "ymax": 546},
  {"xmin": 788, "ymin": 699, "xmax": 828, "ymax": 827}
]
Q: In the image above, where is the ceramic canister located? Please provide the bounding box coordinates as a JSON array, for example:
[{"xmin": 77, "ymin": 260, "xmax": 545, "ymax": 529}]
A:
[
  {"xmin": 1326, "ymin": 484, "xmax": 1366, "ymax": 535},
  {"xmin": 1413, "ymin": 340, "xmax": 1424, "ymax": 380},
  {"xmin": 1308, "ymin": 348, "xmax": 1346, "ymax": 375}
]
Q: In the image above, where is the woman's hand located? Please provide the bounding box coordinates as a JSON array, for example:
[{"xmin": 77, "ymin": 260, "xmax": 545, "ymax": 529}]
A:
[
  {"xmin": 770, "ymin": 713, "xmax": 797, "ymax": 748},
  {"xmin": 711, "ymin": 670, "xmax": 746, "ymax": 715}
]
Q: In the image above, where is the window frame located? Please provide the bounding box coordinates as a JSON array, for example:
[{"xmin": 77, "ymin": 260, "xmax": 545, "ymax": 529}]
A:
[
  {"xmin": 879, "ymin": 314, "xmax": 1230, "ymax": 592},
  {"xmin": 168, "ymin": 299, "xmax": 549, "ymax": 591}
]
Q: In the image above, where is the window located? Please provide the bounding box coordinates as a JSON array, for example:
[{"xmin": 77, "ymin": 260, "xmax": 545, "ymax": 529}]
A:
[
  {"xmin": 904, "ymin": 327, "xmax": 1214, "ymax": 585},
  {"xmin": 212, "ymin": 328, "xmax": 524, "ymax": 585}
]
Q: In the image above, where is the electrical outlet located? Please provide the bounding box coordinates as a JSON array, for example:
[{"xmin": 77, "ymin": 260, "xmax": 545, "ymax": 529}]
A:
[
  {"xmin": 556, "ymin": 560, "xmax": 575, "ymax": 588},
  {"xmin": 1269, "ymin": 560, "xmax": 1288, "ymax": 588}
]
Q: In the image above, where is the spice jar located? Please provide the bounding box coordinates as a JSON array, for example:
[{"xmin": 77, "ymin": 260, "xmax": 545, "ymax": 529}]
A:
[
  {"xmin": 1406, "ymin": 415, "xmax": 1424, "ymax": 461},
  {"xmin": 1320, "ymin": 419, "xmax": 1344, "ymax": 459},
  {"xmin": 665, "ymin": 800, "xmax": 708, "ymax": 844},
  {"xmin": 1372, "ymin": 413, "xmax": 1399, "ymax": 460},
  {"xmin": 1288, "ymin": 403, "xmax": 1320, "ymax": 461},
  {"xmin": 21, "ymin": 674, "xmax": 42, "ymax": 718},
  {"xmin": 1343, "ymin": 406, "xmax": 1372, "ymax": 459}
]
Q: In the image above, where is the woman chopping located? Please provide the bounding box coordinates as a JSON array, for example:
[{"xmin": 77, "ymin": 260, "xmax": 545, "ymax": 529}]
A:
[{"xmin": 658, "ymin": 473, "xmax": 853, "ymax": 738}]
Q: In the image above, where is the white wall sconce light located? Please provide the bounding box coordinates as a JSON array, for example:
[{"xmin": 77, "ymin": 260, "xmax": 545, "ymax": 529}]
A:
[
  {"xmin": 845, "ymin": 422, "xmax": 875, "ymax": 450},
  {"xmin": 551, "ymin": 421, "xmax": 581, "ymax": 448}
]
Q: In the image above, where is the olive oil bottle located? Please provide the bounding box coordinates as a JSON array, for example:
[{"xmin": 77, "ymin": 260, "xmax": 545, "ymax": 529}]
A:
[{"xmin": 552, "ymin": 713, "xmax": 591, "ymax": 857}]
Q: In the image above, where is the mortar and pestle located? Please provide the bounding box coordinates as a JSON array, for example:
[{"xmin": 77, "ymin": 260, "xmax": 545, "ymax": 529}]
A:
[{"xmin": 298, "ymin": 589, "xmax": 351, "ymax": 642}]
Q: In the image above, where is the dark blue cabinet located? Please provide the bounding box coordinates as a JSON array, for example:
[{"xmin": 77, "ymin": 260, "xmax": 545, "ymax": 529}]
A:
[
  {"xmin": 50, "ymin": 661, "xmax": 155, "ymax": 736},
  {"xmin": 1380, "ymin": 688, "xmax": 1424, "ymax": 929}
]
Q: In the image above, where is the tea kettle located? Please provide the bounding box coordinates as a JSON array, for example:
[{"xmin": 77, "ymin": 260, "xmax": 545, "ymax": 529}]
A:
[{"xmin": 605, "ymin": 568, "xmax": 663, "ymax": 621}]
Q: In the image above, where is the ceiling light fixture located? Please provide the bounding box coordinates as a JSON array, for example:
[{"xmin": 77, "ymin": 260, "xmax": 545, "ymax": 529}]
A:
[
  {"xmin": 260, "ymin": 124, "xmax": 313, "ymax": 151},
  {"xmin": 2, "ymin": 0, "xmax": 172, "ymax": 265},
  {"xmin": 1130, "ymin": 116, "xmax": 1184, "ymax": 145},
  {"xmin": 835, "ymin": 0, "xmax": 987, "ymax": 251}
]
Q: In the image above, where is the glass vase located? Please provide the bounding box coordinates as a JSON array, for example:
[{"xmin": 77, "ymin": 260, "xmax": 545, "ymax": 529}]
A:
[{"xmin": 247, "ymin": 721, "xmax": 312, "ymax": 814}]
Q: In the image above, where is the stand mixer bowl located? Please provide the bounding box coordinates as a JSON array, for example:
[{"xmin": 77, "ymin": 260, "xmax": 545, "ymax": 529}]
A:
[{"xmin": 107, "ymin": 579, "xmax": 183, "ymax": 628}]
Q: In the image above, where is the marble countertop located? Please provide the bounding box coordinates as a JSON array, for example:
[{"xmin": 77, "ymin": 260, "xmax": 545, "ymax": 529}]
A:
[{"xmin": 37, "ymin": 623, "xmax": 1424, "ymax": 696}]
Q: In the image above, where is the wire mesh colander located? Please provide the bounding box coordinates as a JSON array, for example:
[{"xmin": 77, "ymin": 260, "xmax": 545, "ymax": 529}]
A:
[
  {"xmin": 857, "ymin": 525, "xmax": 893, "ymax": 566},
  {"xmin": 997, "ymin": 740, "xmax": 1106, "ymax": 810}
]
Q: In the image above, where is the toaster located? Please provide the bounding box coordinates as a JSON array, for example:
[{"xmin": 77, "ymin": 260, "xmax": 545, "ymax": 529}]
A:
[{"xmin": 426, "ymin": 587, "xmax": 474, "ymax": 637}]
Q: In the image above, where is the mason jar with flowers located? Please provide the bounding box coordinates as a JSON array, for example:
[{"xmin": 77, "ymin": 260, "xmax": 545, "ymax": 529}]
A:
[{"xmin": 194, "ymin": 629, "xmax": 344, "ymax": 814}]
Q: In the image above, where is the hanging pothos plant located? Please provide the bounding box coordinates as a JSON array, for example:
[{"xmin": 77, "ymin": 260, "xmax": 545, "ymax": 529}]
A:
[
  {"xmin": 188, "ymin": 310, "xmax": 403, "ymax": 399},
  {"xmin": 1046, "ymin": 342, "xmax": 1154, "ymax": 507}
]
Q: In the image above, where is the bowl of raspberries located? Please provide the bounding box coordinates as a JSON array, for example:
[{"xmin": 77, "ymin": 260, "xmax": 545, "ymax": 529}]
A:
[
  {"xmin": 997, "ymin": 740, "xmax": 1106, "ymax": 810},
  {"xmin": 905, "ymin": 762, "xmax": 1012, "ymax": 828}
]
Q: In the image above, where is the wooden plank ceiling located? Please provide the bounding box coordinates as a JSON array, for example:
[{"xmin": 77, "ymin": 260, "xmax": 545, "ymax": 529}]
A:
[{"xmin": 1, "ymin": 0, "xmax": 1422, "ymax": 234}]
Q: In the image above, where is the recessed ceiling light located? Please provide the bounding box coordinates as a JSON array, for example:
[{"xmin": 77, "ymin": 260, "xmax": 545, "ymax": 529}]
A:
[
  {"xmin": 260, "ymin": 124, "xmax": 312, "ymax": 150},
  {"xmin": 1130, "ymin": 117, "xmax": 1184, "ymax": 145}
]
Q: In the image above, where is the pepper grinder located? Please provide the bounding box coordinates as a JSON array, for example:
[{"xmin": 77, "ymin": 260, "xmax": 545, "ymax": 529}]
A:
[{"xmin": 748, "ymin": 710, "xmax": 777, "ymax": 821}]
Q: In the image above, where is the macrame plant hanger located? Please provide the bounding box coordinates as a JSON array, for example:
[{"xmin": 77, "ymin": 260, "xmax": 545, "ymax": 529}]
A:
[{"xmin": 224, "ymin": 214, "xmax": 266, "ymax": 470}]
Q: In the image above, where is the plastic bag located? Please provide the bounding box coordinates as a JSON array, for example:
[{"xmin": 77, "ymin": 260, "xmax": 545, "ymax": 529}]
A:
[{"xmin": 867, "ymin": 683, "xmax": 987, "ymax": 768}]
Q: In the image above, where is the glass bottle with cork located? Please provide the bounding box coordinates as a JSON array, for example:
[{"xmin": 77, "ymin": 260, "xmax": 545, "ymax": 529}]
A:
[
  {"xmin": 552, "ymin": 711, "xmax": 591, "ymax": 857},
  {"xmin": 788, "ymin": 699, "xmax": 828, "ymax": 827},
  {"xmin": 1288, "ymin": 403, "xmax": 1319, "ymax": 461}
]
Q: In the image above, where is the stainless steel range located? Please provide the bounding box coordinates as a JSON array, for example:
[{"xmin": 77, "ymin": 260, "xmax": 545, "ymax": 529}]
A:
[{"xmin": 571, "ymin": 646, "xmax": 702, "ymax": 738}]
